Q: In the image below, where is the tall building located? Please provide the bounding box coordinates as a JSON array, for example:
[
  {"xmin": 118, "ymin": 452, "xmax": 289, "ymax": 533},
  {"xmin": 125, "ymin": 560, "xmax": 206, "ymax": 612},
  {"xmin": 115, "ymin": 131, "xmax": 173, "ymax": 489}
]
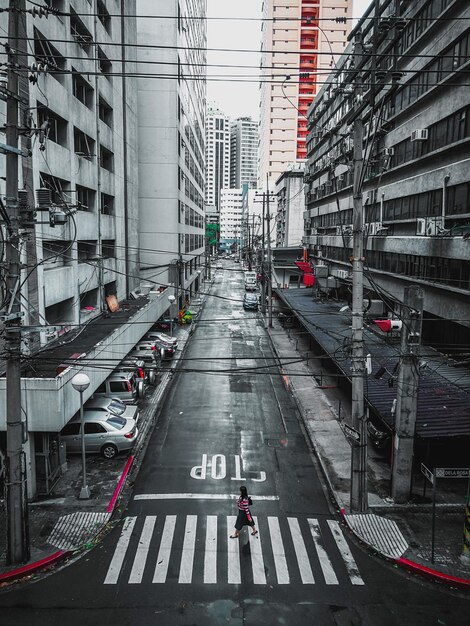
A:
[
  {"xmin": 275, "ymin": 164, "xmax": 305, "ymax": 248},
  {"xmin": 205, "ymin": 107, "xmax": 230, "ymax": 213},
  {"xmin": 258, "ymin": 0, "xmax": 353, "ymax": 185},
  {"xmin": 230, "ymin": 117, "xmax": 258, "ymax": 188},
  {"xmin": 137, "ymin": 0, "xmax": 206, "ymax": 304},
  {"xmin": 219, "ymin": 188, "xmax": 244, "ymax": 253}
]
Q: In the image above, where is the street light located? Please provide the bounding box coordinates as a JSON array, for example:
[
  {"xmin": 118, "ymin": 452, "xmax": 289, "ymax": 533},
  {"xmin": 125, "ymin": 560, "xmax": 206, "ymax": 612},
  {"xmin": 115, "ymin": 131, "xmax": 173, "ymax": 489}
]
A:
[
  {"xmin": 197, "ymin": 269, "xmax": 202, "ymax": 292},
  {"xmin": 71, "ymin": 373, "xmax": 91, "ymax": 500},
  {"xmin": 168, "ymin": 294, "xmax": 176, "ymax": 337}
]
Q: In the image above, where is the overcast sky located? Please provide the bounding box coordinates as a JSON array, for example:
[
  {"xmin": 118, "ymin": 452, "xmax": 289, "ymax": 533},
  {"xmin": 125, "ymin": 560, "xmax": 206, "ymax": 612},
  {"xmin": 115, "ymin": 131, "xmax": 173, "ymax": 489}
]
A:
[{"xmin": 206, "ymin": 0, "xmax": 372, "ymax": 120}]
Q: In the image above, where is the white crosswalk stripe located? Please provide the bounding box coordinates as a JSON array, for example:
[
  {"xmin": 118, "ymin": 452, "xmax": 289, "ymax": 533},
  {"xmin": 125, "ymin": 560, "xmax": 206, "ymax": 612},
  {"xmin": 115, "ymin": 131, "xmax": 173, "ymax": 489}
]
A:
[{"xmin": 104, "ymin": 515, "xmax": 365, "ymax": 586}]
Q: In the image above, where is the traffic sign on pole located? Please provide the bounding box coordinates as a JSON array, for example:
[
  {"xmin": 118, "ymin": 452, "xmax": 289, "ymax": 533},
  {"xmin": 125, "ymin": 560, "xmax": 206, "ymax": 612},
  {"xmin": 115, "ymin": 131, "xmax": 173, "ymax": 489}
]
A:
[
  {"xmin": 421, "ymin": 463, "xmax": 434, "ymax": 484},
  {"xmin": 435, "ymin": 468, "xmax": 470, "ymax": 479},
  {"xmin": 340, "ymin": 421, "xmax": 361, "ymax": 443}
]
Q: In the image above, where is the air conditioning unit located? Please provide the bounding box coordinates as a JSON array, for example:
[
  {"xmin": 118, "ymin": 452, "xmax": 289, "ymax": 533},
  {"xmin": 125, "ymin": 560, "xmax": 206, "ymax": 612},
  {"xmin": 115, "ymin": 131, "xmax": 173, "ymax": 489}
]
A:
[
  {"xmin": 324, "ymin": 180, "xmax": 333, "ymax": 188},
  {"xmin": 411, "ymin": 129, "xmax": 428, "ymax": 142},
  {"xmin": 338, "ymin": 174, "xmax": 345, "ymax": 182},
  {"xmin": 335, "ymin": 226, "xmax": 342, "ymax": 235},
  {"xmin": 426, "ymin": 216, "xmax": 444, "ymax": 236},
  {"xmin": 332, "ymin": 269, "xmax": 350, "ymax": 279},
  {"xmin": 416, "ymin": 217, "xmax": 426, "ymax": 235},
  {"xmin": 383, "ymin": 147, "xmax": 394, "ymax": 156},
  {"xmin": 368, "ymin": 222, "xmax": 378, "ymax": 235}
]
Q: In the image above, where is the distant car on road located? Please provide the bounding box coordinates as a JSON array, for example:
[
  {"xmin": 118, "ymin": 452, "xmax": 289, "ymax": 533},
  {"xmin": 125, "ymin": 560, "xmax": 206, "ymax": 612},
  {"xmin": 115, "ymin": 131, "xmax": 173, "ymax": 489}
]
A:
[{"xmin": 243, "ymin": 293, "xmax": 258, "ymax": 310}]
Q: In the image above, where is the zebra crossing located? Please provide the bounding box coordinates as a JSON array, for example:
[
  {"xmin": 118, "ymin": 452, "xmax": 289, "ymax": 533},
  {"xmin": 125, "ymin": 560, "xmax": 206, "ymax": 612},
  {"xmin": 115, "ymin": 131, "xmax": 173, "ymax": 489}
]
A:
[{"xmin": 104, "ymin": 515, "xmax": 365, "ymax": 586}]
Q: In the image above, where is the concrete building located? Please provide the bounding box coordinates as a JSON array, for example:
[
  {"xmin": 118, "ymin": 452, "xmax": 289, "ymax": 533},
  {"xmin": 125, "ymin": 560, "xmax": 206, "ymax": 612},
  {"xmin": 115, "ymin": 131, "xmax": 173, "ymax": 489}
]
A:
[
  {"xmin": 230, "ymin": 117, "xmax": 258, "ymax": 189},
  {"xmin": 258, "ymin": 0, "xmax": 353, "ymax": 185},
  {"xmin": 275, "ymin": 163, "xmax": 305, "ymax": 248},
  {"xmin": 303, "ymin": 0, "xmax": 470, "ymax": 354},
  {"xmin": 205, "ymin": 107, "xmax": 230, "ymax": 213},
  {"xmin": 137, "ymin": 0, "xmax": 206, "ymax": 305},
  {"xmin": 0, "ymin": 1, "xmax": 145, "ymax": 496},
  {"xmin": 220, "ymin": 188, "xmax": 243, "ymax": 253}
]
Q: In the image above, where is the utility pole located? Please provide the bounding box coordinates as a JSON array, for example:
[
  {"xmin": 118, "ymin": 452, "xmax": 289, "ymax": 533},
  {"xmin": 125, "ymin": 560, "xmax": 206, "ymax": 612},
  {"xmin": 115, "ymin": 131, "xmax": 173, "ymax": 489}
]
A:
[
  {"xmin": 349, "ymin": 30, "xmax": 368, "ymax": 514},
  {"xmin": 266, "ymin": 175, "xmax": 273, "ymax": 328},
  {"xmin": 391, "ymin": 286, "xmax": 423, "ymax": 503},
  {"xmin": 260, "ymin": 192, "xmax": 267, "ymax": 315},
  {"xmin": 4, "ymin": 0, "xmax": 30, "ymax": 563}
]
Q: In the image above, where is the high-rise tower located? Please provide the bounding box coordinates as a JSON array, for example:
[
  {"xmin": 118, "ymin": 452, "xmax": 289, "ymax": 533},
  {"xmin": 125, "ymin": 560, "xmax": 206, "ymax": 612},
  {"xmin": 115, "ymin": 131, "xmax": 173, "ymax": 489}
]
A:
[
  {"xmin": 230, "ymin": 117, "xmax": 258, "ymax": 189},
  {"xmin": 259, "ymin": 0, "xmax": 353, "ymax": 185},
  {"xmin": 205, "ymin": 107, "xmax": 231, "ymax": 212}
]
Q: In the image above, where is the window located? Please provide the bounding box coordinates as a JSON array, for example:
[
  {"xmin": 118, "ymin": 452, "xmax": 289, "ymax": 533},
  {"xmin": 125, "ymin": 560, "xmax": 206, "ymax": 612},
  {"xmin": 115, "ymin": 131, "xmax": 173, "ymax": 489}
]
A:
[
  {"xmin": 73, "ymin": 127, "xmax": 95, "ymax": 159},
  {"xmin": 34, "ymin": 29, "xmax": 66, "ymax": 84},
  {"xmin": 70, "ymin": 8, "xmax": 93, "ymax": 54},
  {"xmin": 61, "ymin": 423, "xmax": 80, "ymax": 436},
  {"xmin": 84, "ymin": 423, "xmax": 106, "ymax": 434},
  {"xmin": 72, "ymin": 70, "xmax": 94, "ymax": 108},
  {"xmin": 100, "ymin": 193, "xmax": 115, "ymax": 215},
  {"xmin": 98, "ymin": 47, "xmax": 112, "ymax": 80},
  {"xmin": 76, "ymin": 185, "xmax": 95, "ymax": 211},
  {"xmin": 102, "ymin": 240, "xmax": 115, "ymax": 258},
  {"xmin": 99, "ymin": 97, "xmax": 113, "ymax": 127},
  {"xmin": 100, "ymin": 146, "xmax": 114, "ymax": 172},
  {"xmin": 42, "ymin": 240, "xmax": 72, "ymax": 268},
  {"xmin": 97, "ymin": 0, "xmax": 111, "ymax": 33},
  {"xmin": 109, "ymin": 381, "xmax": 127, "ymax": 393},
  {"xmin": 37, "ymin": 104, "xmax": 68, "ymax": 146}
]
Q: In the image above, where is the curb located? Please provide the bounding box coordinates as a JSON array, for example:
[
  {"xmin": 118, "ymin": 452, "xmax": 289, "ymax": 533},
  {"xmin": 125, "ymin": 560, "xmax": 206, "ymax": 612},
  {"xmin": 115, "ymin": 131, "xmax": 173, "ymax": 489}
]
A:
[
  {"xmin": 0, "ymin": 453, "xmax": 136, "ymax": 586},
  {"xmin": 396, "ymin": 557, "xmax": 470, "ymax": 590}
]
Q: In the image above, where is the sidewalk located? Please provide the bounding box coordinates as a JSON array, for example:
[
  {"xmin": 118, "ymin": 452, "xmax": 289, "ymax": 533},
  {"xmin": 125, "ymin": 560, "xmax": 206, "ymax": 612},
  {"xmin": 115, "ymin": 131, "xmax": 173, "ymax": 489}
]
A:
[
  {"xmin": 0, "ymin": 315, "xmax": 197, "ymax": 586},
  {"xmin": 266, "ymin": 310, "xmax": 470, "ymax": 589}
]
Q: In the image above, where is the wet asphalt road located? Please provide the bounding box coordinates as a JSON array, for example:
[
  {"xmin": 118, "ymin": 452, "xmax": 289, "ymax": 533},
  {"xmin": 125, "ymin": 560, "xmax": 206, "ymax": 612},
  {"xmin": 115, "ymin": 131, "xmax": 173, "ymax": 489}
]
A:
[{"xmin": 0, "ymin": 261, "xmax": 469, "ymax": 625}]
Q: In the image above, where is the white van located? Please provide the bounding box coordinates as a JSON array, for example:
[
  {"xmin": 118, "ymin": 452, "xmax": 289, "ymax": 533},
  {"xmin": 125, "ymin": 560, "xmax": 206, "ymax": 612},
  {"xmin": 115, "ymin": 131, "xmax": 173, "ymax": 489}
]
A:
[{"xmin": 244, "ymin": 271, "xmax": 257, "ymax": 291}]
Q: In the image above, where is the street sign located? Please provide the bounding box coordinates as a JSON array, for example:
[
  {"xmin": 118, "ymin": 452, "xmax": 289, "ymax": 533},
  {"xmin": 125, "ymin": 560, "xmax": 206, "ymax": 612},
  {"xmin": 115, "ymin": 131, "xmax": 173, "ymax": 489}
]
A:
[
  {"xmin": 421, "ymin": 463, "xmax": 434, "ymax": 484},
  {"xmin": 340, "ymin": 421, "xmax": 360, "ymax": 442},
  {"xmin": 435, "ymin": 468, "xmax": 470, "ymax": 479}
]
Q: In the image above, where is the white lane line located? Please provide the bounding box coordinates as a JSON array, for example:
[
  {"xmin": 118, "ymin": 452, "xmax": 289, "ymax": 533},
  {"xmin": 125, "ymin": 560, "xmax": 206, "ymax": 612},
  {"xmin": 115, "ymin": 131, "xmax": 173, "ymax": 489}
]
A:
[
  {"xmin": 308, "ymin": 518, "xmax": 338, "ymax": 585},
  {"xmin": 178, "ymin": 515, "xmax": 197, "ymax": 583},
  {"xmin": 227, "ymin": 516, "xmax": 241, "ymax": 584},
  {"xmin": 327, "ymin": 519, "xmax": 364, "ymax": 585},
  {"xmin": 129, "ymin": 515, "xmax": 156, "ymax": 584},
  {"xmin": 288, "ymin": 517, "xmax": 315, "ymax": 584},
  {"xmin": 267, "ymin": 516, "xmax": 289, "ymax": 584},
  {"xmin": 249, "ymin": 516, "xmax": 266, "ymax": 584},
  {"xmin": 134, "ymin": 493, "xmax": 279, "ymax": 501},
  {"xmin": 104, "ymin": 516, "xmax": 136, "ymax": 585},
  {"xmin": 153, "ymin": 515, "xmax": 177, "ymax": 583},
  {"xmin": 204, "ymin": 515, "xmax": 217, "ymax": 584}
]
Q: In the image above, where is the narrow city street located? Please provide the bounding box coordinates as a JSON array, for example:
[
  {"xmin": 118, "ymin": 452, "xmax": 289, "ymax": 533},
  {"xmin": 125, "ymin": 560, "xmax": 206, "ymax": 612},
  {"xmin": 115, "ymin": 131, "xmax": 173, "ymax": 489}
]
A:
[{"xmin": 0, "ymin": 262, "xmax": 468, "ymax": 625}]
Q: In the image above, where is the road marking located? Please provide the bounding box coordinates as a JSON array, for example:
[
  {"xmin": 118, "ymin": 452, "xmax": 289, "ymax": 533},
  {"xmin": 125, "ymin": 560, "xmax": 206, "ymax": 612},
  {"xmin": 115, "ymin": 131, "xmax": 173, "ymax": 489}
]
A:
[
  {"xmin": 129, "ymin": 515, "xmax": 156, "ymax": 584},
  {"xmin": 227, "ymin": 516, "xmax": 241, "ymax": 584},
  {"xmin": 308, "ymin": 518, "xmax": 338, "ymax": 585},
  {"xmin": 327, "ymin": 519, "xmax": 364, "ymax": 585},
  {"xmin": 134, "ymin": 493, "xmax": 279, "ymax": 501},
  {"xmin": 153, "ymin": 515, "xmax": 176, "ymax": 583},
  {"xmin": 249, "ymin": 516, "xmax": 266, "ymax": 584},
  {"xmin": 204, "ymin": 515, "xmax": 217, "ymax": 583},
  {"xmin": 267, "ymin": 516, "xmax": 289, "ymax": 584},
  {"xmin": 104, "ymin": 516, "xmax": 136, "ymax": 585},
  {"xmin": 288, "ymin": 517, "xmax": 315, "ymax": 584},
  {"xmin": 178, "ymin": 515, "xmax": 197, "ymax": 583}
]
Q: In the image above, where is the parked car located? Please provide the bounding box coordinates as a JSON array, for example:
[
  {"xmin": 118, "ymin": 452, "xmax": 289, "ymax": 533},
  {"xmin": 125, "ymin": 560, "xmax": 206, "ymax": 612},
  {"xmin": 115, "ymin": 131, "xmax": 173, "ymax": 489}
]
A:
[
  {"xmin": 146, "ymin": 330, "xmax": 178, "ymax": 349},
  {"xmin": 83, "ymin": 397, "xmax": 140, "ymax": 423},
  {"xmin": 60, "ymin": 413, "xmax": 138, "ymax": 459},
  {"xmin": 140, "ymin": 336, "xmax": 175, "ymax": 359},
  {"xmin": 116, "ymin": 357, "xmax": 156, "ymax": 385},
  {"xmin": 94, "ymin": 371, "xmax": 145, "ymax": 404},
  {"xmin": 126, "ymin": 350, "xmax": 161, "ymax": 384},
  {"xmin": 133, "ymin": 341, "xmax": 165, "ymax": 363},
  {"xmin": 243, "ymin": 293, "xmax": 259, "ymax": 311}
]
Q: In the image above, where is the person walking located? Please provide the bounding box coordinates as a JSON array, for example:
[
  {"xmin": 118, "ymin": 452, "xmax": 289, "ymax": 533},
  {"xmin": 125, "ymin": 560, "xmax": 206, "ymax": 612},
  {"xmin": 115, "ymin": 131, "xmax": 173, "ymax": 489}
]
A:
[{"xmin": 230, "ymin": 485, "xmax": 258, "ymax": 538}]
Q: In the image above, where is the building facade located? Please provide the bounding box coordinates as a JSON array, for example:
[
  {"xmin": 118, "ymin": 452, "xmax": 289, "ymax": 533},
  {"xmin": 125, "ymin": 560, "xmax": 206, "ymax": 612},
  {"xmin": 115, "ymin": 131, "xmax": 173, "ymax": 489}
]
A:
[
  {"xmin": 219, "ymin": 188, "xmax": 243, "ymax": 253},
  {"xmin": 275, "ymin": 163, "xmax": 305, "ymax": 248},
  {"xmin": 230, "ymin": 117, "xmax": 258, "ymax": 189},
  {"xmin": 303, "ymin": 0, "xmax": 470, "ymax": 350},
  {"xmin": 137, "ymin": 0, "xmax": 206, "ymax": 304},
  {"xmin": 258, "ymin": 0, "xmax": 353, "ymax": 185},
  {"xmin": 205, "ymin": 106, "xmax": 231, "ymax": 213}
]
